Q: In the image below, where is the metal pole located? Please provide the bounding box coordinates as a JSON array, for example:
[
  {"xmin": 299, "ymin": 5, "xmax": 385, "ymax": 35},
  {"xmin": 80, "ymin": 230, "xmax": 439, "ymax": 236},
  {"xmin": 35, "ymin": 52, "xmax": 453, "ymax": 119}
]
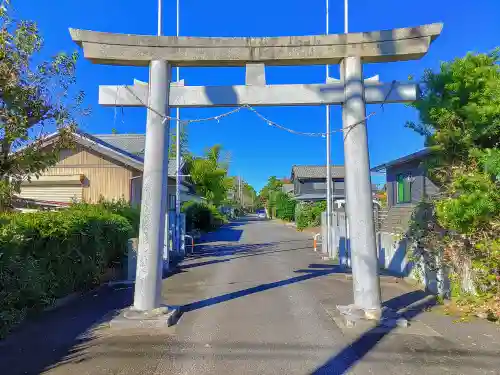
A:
[
  {"xmin": 341, "ymin": 56, "xmax": 381, "ymax": 315},
  {"xmin": 175, "ymin": 0, "xmax": 182, "ymax": 254},
  {"xmin": 344, "ymin": 0, "xmax": 348, "ymax": 33},
  {"xmin": 133, "ymin": 60, "xmax": 171, "ymax": 311},
  {"xmin": 157, "ymin": 0, "xmax": 162, "ymax": 36},
  {"xmin": 325, "ymin": 0, "xmax": 332, "ymax": 258}
]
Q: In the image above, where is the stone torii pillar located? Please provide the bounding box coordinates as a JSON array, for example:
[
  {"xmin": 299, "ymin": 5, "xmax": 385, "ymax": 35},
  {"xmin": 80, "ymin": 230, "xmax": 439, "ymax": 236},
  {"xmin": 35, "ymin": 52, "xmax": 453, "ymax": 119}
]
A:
[{"xmin": 69, "ymin": 23, "xmax": 442, "ymax": 325}]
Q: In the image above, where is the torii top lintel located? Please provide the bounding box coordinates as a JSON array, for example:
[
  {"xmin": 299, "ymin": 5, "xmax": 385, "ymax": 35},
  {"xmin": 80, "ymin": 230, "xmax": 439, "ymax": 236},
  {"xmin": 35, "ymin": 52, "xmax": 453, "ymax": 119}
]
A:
[{"xmin": 69, "ymin": 23, "xmax": 442, "ymax": 67}]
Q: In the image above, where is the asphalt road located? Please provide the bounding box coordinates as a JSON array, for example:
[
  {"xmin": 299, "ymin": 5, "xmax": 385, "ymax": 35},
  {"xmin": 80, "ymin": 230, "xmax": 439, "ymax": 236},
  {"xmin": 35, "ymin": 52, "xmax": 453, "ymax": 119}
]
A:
[
  {"xmin": 1, "ymin": 216, "xmax": 499, "ymax": 375},
  {"xmin": 156, "ymin": 217, "xmax": 357, "ymax": 375}
]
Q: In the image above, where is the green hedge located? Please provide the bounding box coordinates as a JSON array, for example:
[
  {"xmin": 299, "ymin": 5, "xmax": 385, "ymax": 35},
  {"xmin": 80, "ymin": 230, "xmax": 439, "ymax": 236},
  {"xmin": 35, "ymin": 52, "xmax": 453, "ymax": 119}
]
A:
[
  {"xmin": 72, "ymin": 197, "xmax": 141, "ymax": 236},
  {"xmin": 274, "ymin": 192, "xmax": 296, "ymax": 221},
  {"xmin": 182, "ymin": 201, "xmax": 228, "ymax": 232},
  {"xmin": 0, "ymin": 206, "xmax": 132, "ymax": 338},
  {"xmin": 296, "ymin": 201, "xmax": 326, "ymax": 230}
]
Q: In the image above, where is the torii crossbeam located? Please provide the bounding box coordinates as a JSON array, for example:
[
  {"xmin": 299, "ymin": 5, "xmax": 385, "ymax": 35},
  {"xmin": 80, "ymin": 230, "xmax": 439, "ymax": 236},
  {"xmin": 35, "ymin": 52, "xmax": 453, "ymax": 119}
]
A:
[
  {"xmin": 70, "ymin": 22, "xmax": 442, "ymax": 325},
  {"xmin": 99, "ymin": 79, "xmax": 418, "ymax": 107}
]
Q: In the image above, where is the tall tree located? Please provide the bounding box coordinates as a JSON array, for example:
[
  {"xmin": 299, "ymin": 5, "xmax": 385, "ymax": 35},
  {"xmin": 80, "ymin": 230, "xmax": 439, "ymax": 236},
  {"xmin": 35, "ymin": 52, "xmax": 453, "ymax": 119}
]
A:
[
  {"xmin": 258, "ymin": 176, "xmax": 283, "ymax": 205},
  {"xmin": 0, "ymin": 3, "xmax": 86, "ymax": 210},
  {"xmin": 407, "ymin": 49, "xmax": 500, "ymax": 183},
  {"xmin": 186, "ymin": 144, "xmax": 232, "ymax": 206},
  {"xmin": 407, "ymin": 49, "xmax": 500, "ymax": 302}
]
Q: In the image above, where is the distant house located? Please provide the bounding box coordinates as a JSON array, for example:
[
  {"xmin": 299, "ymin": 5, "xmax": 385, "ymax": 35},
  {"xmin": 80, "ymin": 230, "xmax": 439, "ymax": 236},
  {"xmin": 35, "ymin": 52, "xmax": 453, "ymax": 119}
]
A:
[
  {"xmin": 16, "ymin": 130, "xmax": 201, "ymax": 209},
  {"xmin": 281, "ymin": 183, "xmax": 294, "ymax": 195},
  {"xmin": 290, "ymin": 165, "xmax": 346, "ymax": 203},
  {"xmin": 371, "ymin": 148, "xmax": 439, "ymax": 233}
]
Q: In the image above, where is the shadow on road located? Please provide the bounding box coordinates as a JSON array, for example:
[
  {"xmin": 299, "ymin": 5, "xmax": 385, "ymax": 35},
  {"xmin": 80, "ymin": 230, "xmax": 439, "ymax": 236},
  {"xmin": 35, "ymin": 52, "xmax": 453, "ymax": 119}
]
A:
[
  {"xmin": 0, "ymin": 285, "xmax": 133, "ymax": 375},
  {"xmin": 179, "ymin": 264, "xmax": 350, "ymax": 314},
  {"xmin": 188, "ymin": 242, "xmax": 276, "ymax": 258},
  {"xmin": 311, "ymin": 290, "xmax": 438, "ymax": 374},
  {"xmin": 198, "ymin": 227, "xmax": 244, "ymax": 243}
]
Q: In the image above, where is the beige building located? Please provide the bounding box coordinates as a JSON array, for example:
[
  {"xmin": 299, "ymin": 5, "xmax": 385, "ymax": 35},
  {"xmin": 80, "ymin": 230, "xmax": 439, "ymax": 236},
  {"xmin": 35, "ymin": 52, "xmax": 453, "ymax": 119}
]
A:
[{"xmin": 17, "ymin": 130, "xmax": 201, "ymax": 208}]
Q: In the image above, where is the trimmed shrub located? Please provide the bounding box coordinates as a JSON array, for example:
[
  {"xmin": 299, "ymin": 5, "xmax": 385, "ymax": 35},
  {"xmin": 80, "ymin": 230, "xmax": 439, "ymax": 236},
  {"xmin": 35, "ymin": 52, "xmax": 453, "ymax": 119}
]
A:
[
  {"xmin": 71, "ymin": 197, "xmax": 141, "ymax": 236},
  {"xmin": 182, "ymin": 201, "xmax": 228, "ymax": 233},
  {"xmin": 295, "ymin": 201, "xmax": 326, "ymax": 230},
  {"xmin": 295, "ymin": 202, "xmax": 313, "ymax": 230},
  {"xmin": 274, "ymin": 192, "xmax": 296, "ymax": 221},
  {"xmin": 208, "ymin": 204, "xmax": 229, "ymax": 227},
  {"xmin": 0, "ymin": 207, "xmax": 132, "ymax": 338}
]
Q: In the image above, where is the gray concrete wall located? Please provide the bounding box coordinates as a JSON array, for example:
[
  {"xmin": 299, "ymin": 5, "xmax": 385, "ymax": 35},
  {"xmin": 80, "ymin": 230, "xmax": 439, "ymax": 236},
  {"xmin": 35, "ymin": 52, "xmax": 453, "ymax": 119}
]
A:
[
  {"xmin": 376, "ymin": 232, "xmax": 451, "ymax": 296},
  {"xmin": 424, "ymin": 174, "xmax": 441, "ymax": 198}
]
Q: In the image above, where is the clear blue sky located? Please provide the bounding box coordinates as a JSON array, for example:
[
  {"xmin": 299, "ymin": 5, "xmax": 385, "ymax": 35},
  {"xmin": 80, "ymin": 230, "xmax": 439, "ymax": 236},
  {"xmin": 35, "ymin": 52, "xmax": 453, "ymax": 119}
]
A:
[{"xmin": 13, "ymin": 0, "xmax": 500, "ymax": 191}]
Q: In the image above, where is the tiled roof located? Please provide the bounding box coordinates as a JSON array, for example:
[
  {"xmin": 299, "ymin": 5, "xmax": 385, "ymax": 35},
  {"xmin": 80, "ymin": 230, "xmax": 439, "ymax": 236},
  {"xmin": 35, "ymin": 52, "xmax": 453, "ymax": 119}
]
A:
[
  {"xmin": 291, "ymin": 165, "xmax": 345, "ymax": 179},
  {"xmin": 370, "ymin": 148, "xmax": 431, "ymax": 172},
  {"xmin": 94, "ymin": 134, "xmax": 146, "ymax": 157},
  {"xmin": 93, "ymin": 133, "xmax": 181, "ymax": 176}
]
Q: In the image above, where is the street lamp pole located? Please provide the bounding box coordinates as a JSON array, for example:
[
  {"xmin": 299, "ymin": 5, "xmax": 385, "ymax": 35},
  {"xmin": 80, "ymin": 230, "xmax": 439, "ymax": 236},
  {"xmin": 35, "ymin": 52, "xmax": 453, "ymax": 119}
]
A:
[
  {"xmin": 157, "ymin": 0, "xmax": 163, "ymax": 36},
  {"xmin": 175, "ymin": 0, "xmax": 182, "ymax": 254},
  {"xmin": 325, "ymin": 0, "xmax": 332, "ymax": 257},
  {"xmin": 344, "ymin": 0, "xmax": 349, "ymax": 33}
]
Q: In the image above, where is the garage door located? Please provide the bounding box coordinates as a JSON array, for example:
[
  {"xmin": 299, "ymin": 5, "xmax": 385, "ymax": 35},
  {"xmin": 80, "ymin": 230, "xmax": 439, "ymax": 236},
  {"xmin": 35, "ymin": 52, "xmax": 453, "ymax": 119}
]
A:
[{"xmin": 17, "ymin": 175, "xmax": 84, "ymax": 204}]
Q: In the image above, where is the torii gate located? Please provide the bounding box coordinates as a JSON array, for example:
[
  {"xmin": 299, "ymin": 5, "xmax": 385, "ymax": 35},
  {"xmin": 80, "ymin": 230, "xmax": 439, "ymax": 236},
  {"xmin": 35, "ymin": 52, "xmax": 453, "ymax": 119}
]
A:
[{"xmin": 70, "ymin": 23, "xmax": 442, "ymax": 324}]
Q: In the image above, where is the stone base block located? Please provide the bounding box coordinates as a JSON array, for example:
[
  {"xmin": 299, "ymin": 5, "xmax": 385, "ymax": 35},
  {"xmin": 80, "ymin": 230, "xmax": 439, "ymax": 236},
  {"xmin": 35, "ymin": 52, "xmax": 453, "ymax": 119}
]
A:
[{"xmin": 109, "ymin": 305, "xmax": 181, "ymax": 329}]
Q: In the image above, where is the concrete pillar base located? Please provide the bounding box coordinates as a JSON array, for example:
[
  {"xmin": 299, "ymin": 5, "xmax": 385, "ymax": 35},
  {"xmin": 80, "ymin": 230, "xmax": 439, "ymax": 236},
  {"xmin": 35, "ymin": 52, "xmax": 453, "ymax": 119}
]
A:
[
  {"xmin": 109, "ymin": 305, "xmax": 181, "ymax": 329},
  {"xmin": 337, "ymin": 304, "xmax": 411, "ymax": 329}
]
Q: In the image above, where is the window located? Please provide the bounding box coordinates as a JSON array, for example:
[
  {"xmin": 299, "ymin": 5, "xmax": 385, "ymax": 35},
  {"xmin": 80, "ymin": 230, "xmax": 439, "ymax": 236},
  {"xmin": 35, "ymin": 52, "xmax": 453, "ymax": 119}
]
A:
[
  {"xmin": 334, "ymin": 180, "xmax": 345, "ymax": 195},
  {"xmin": 313, "ymin": 182, "xmax": 326, "ymax": 190},
  {"xmin": 334, "ymin": 181, "xmax": 345, "ymax": 190},
  {"xmin": 169, "ymin": 194, "xmax": 176, "ymax": 210},
  {"xmin": 396, "ymin": 174, "xmax": 412, "ymax": 203}
]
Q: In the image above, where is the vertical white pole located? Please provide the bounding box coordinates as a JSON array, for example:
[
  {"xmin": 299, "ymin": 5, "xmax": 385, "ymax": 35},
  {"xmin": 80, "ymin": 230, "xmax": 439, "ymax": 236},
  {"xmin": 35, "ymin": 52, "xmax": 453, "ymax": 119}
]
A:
[
  {"xmin": 157, "ymin": 0, "xmax": 162, "ymax": 36},
  {"xmin": 344, "ymin": 0, "xmax": 348, "ymax": 33},
  {"xmin": 342, "ymin": 0, "xmax": 348, "ymax": 266},
  {"xmin": 175, "ymin": 0, "xmax": 182, "ymax": 254},
  {"xmin": 325, "ymin": 0, "xmax": 332, "ymax": 258}
]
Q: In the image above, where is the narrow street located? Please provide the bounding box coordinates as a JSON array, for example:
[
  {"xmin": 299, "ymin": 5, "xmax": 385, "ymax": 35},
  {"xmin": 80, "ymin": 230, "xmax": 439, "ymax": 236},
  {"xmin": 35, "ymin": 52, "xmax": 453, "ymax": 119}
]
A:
[{"xmin": 1, "ymin": 217, "xmax": 499, "ymax": 375}]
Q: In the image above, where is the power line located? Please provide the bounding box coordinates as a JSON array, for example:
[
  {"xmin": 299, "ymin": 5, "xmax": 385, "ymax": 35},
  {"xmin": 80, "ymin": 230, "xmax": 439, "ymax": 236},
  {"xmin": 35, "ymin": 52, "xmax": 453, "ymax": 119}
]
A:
[{"xmin": 123, "ymin": 81, "xmax": 396, "ymax": 138}]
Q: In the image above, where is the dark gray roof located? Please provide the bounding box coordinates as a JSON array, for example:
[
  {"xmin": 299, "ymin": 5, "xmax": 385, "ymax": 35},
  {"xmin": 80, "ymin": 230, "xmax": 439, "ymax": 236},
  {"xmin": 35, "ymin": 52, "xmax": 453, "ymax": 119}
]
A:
[
  {"xmin": 93, "ymin": 133, "xmax": 181, "ymax": 176},
  {"xmin": 370, "ymin": 148, "xmax": 431, "ymax": 172},
  {"xmin": 94, "ymin": 134, "xmax": 146, "ymax": 156},
  {"xmin": 291, "ymin": 165, "xmax": 345, "ymax": 180}
]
